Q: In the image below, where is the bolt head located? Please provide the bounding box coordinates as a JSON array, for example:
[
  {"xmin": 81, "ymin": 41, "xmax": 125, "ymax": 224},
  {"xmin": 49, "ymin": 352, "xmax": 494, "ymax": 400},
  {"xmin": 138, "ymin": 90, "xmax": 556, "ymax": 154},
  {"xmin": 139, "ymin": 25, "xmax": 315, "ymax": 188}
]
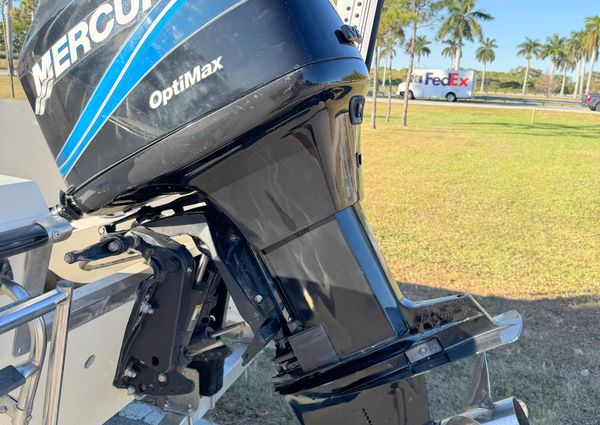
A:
[
  {"xmin": 0, "ymin": 406, "xmax": 7, "ymax": 414},
  {"xmin": 157, "ymin": 373, "xmax": 168, "ymax": 384},
  {"xmin": 254, "ymin": 295, "xmax": 263, "ymax": 304},
  {"xmin": 124, "ymin": 368, "xmax": 137, "ymax": 379}
]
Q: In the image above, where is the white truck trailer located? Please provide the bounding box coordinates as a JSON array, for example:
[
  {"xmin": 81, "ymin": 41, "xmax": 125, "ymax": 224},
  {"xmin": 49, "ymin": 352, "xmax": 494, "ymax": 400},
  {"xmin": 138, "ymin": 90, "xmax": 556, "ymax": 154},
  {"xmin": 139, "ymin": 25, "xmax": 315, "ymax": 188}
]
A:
[{"xmin": 397, "ymin": 69, "xmax": 475, "ymax": 102}]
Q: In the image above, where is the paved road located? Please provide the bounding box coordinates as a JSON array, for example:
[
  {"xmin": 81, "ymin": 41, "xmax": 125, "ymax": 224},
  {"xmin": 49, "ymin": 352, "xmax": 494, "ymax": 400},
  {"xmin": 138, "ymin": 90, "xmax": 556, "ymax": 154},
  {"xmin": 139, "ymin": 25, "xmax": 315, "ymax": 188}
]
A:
[{"xmin": 382, "ymin": 97, "xmax": 597, "ymax": 114}]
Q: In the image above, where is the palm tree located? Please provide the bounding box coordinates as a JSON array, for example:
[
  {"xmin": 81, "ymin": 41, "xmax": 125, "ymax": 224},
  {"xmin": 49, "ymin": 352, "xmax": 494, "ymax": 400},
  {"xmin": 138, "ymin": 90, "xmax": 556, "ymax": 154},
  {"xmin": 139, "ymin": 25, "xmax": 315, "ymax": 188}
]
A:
[
  {"xmin": 382, "ymin": 28, "xmax": 404, "ymax": 89},
  {"xmin": 441, "ymin": 37, "xmax": 460, "ymax": 68},
  {"xmin": 406, "ymin": 35, "xmax": 431, "ymax": 68},
  {"xmin": 382, "ymin": 37, "xmax": 398, "ymax": 122},
  {"xmin": 400, "ymin": 0, "xmax": 442, "ymax": 127},
  {"xmin": 558, "ymin": 44, "xmax": 576, "ymax": 96},
  {"xmin": 517, "ymin": 37, "xmax": 541, "ymax": 95},
  {"xmin": 437, "ymin": 0, "xmax": 494, "ymax": 69},
  {"xmin": 540, "ymin": 34, "xmax": 566, "ymax": 96},
  {"xmin": 583, "ymin": 16, "xmax": 600, "ymax": 95},
  {"xmin": 569, "ymin": 31, "xmax": 585, "ymax": 98},
  {"xmin": 475, "ymin": 37, "xmax": 497, "ymax": 92},
  {"xmin": 370, "ymin": 44, "xmax": 380, "ymax": 129},
  {"xmin": 371, "ymin": 4, "xmax": 404, "ymax": 129},
  {"xmin": 381, "ymin": 41, "xmax": 391, "ymax": 90}
]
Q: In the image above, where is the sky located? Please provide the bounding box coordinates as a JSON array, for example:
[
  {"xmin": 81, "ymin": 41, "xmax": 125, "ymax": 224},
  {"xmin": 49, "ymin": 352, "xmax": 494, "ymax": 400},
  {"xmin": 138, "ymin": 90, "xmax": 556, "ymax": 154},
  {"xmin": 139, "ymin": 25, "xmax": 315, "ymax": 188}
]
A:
[
  {"xmin": 392, "ymin": 0, "xmax": 599, "ymax": 76},
  {"xmin": 1, "ymin": 0, "xmax": 597, "ymax": 77}
]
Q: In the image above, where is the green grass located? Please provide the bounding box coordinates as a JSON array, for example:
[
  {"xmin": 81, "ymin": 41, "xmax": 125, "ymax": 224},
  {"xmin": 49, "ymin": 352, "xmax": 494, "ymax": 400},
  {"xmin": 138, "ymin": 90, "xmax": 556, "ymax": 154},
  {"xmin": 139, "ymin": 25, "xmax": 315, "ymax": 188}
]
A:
[
  {"xmin": 212, "ymin": 104, "xmax": 599, "ymax": 425},
  {"xmin": 363, "ymin": 104, "xmax": 599, "ymax": 300}
]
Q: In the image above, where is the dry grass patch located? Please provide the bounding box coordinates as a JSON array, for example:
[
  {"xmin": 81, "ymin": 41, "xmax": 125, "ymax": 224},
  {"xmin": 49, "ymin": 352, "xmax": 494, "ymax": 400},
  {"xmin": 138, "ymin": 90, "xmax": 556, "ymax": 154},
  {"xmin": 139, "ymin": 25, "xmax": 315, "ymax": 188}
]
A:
[{"xmin": 0, "ymin": 75, "xmax": 26, "ymax": 100}]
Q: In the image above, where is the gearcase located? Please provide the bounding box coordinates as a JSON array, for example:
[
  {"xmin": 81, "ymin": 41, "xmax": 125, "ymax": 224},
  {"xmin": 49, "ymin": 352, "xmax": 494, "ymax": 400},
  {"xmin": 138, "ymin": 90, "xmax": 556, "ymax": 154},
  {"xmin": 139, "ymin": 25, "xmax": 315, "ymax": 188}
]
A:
[{"xmin": 0, "ymin": 0, "xmax": 530, "ymax": 424}]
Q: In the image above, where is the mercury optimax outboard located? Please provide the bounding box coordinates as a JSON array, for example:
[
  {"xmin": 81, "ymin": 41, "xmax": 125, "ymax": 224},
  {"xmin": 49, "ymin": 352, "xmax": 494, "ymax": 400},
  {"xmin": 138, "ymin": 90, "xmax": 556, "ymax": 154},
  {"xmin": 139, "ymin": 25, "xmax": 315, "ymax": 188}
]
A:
[{"xmin": 15, "ymin": 1, "xmax": 528, "ymax": 423}]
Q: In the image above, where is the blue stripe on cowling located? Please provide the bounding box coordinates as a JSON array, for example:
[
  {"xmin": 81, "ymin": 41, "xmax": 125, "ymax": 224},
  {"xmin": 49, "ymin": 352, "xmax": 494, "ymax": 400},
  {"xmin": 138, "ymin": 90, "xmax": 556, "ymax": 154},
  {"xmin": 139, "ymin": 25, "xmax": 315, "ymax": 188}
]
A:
[
  {"xmin": 55, "ymin": 0, "xmax": 176, "ymax": 171},
  {"xmin": 57, "ymin": 0, "xmax": 241, "ymax": 176}
]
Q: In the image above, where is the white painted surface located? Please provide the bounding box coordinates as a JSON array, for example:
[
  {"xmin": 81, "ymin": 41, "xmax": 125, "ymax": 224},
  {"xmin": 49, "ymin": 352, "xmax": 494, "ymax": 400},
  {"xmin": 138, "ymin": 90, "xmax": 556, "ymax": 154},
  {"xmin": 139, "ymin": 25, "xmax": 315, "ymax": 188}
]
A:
[
  {"xmin": 0, "ymin": 300, "xmax": 136, "ymax": 425},
  {"xmin": 0, "ymin": 265, "xmax": 151, "ymax": 425},
  {"xmin": 0, "ymin": 274, "xmax": 248, "ymax": 425},
  {"xmin": 0, "ymin": 176, "xmax": 49, "ymax": 233}
]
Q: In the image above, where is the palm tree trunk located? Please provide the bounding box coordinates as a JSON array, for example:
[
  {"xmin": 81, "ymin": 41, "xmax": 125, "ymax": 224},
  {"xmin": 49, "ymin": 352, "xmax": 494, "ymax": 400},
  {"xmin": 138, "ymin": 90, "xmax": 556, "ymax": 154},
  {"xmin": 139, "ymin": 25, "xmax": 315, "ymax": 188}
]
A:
[
  {"xmin": 560, "ymin": 68, "xmax": 567, "ymax": 96},
  {"xmin": 454, "ymin": 43, "xmax": 462, "ymax": 70},
  {"xmin": 388, "ymin": 50, "xmax": 393, "ymax": 85},
  {"xmin": 522, "ymin": 59, "xmax": 530, "ymax": 95},
  {"xmin": 480, "ymin": 63, "xmax": 486, "ymax": 92},
  {"xmin": 370, "ymin": 44, "xmax": 379, "ymax": 129},
  {"xmin": 586, "ymin": 48, "xmax": 597, "ymax": 95},
  {"xmin": 580, "ymin": 59, "xmax": 587, "ymax": 97},
  {"xmin": 382, "ymin": 51, "xmax": 389, "ymax": 90},
  {"xmin": 573, "ymin": 58, "xmax": 582, "ymax": 98},
  {"xmin": 386, "ymin": 59, "xmax": 393, "ymax": 122},
  {"xmin": 2, "ymin": 0, "xmax": 15, "ymax": 98},
  {"xmin": 402, "ymin": 21, "xmax": 418, "ymax": 127},
  {"xmin": 548, "ymin": 62, "xmax": 556, "ymax": 97}
]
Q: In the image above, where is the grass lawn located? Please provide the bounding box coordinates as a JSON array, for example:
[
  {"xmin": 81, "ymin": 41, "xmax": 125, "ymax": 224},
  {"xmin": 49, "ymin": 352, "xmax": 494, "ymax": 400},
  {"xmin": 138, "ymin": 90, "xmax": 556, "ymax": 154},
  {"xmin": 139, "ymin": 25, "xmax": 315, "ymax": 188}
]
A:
[
  {"xmin": 0, "ymin": 75, "xmax": 25, "ymax": 99},
  {"xmin": 361, "ymin": 103, "xmax": 600, "ymax": 424},
  {"xmin": 363, "ymin": 103, "xmax": 599, "ymax": 300},
  {"xmin": 211, "ymin": 103, "xmax": 599, "ymax": 425}
]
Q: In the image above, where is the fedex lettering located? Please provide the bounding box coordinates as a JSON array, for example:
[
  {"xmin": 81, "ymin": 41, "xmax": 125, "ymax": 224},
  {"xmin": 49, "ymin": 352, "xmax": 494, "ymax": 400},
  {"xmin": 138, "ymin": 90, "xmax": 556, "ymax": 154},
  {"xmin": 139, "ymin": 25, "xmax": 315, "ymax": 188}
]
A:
[{"xmin": 424, "ymin": 72, "xmax": 470, "ymax": 87}]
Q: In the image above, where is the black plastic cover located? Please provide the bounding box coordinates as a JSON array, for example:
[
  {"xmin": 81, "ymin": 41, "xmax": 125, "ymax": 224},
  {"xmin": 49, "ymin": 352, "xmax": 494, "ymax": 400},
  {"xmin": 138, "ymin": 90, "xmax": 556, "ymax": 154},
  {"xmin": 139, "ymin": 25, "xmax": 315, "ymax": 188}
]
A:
[{"xmin": 18, "ymin": 0, "xmax": 362, "ymax": 196}]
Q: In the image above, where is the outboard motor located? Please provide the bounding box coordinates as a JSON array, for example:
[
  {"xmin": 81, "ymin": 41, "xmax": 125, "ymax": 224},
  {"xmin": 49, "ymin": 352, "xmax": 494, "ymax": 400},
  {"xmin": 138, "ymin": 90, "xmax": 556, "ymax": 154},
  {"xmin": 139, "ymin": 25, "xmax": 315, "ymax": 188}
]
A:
[{"xmin": 18, "ymin": 1, "xmax": 528, "ymax": 424}]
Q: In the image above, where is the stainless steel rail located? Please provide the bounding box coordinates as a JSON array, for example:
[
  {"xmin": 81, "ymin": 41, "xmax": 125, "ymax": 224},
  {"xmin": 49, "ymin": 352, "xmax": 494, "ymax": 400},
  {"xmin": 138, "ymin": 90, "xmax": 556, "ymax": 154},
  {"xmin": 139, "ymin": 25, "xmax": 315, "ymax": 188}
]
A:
[{"xmin": 0, "ymin": 278, "xmax": 73, "ymax": 425}]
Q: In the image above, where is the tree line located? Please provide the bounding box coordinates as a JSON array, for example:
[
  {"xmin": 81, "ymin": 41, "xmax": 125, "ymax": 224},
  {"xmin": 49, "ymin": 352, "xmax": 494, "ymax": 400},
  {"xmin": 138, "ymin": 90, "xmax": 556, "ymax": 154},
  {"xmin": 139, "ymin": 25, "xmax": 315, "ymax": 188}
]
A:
[
  {"xmin": 517, "ymin": 18, "xmax": 600, "ymax": 99},
  {"xmin": 0, "ymin": 0, "xmax": 34, "ymax": 58},
  {"xmin": 2, "ymin": 1, "xmax": 599, "ymax": 124},
  {"xmin": 1, "ymin": 0, "xmax": 35, "ymax": 97},
  {"xmin": 372, "ymin": 0, "xmax": 495, "ymax": 127},
  {"xmin": 372, "ymin": 0, "xmax": 600, "ymax": 127}
]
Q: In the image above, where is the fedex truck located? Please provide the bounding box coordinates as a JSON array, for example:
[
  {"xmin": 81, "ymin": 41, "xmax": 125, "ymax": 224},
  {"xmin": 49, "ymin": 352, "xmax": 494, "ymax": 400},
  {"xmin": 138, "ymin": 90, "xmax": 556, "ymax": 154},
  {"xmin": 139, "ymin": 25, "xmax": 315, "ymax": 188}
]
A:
[{"xmin": 397, "ymin": 69, "xmax": 475, "ymax": 102}]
